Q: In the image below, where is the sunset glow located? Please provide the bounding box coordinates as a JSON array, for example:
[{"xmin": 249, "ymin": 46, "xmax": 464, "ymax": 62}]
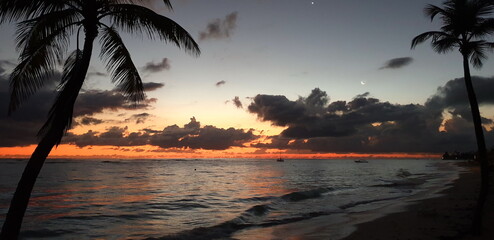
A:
[
  {"xmin": 0, "ymin": 144, "xmax": 441, "ymax": 159},
  {"xmin": 0, "ymin": 0, "xmax": 493, "ymax": 159},
  {"xmin": 2, "ymin": 1, "xmax": 494, "ymax": 239}
]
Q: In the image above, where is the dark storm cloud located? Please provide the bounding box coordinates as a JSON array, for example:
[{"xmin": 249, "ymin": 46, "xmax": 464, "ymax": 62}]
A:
[
  {"xmin": 151, "ymin": 117, "xmax": 257, "ymax": 150},
  {"xmin": 216, "ymin": 80, "xmax": 226, "ymax": 87},
  {"xmin": 143, "ymin": 58, "xmax": 171, "ymax": 73},
  {"xmin": 425, "ymin": 76, "xmax": 494, "ymax": 127},
  {"xmin": 232, "ymin": 96, "xmax": 243, "ymax": 108},
  {"xmin": 448, "ymin": 107, "xmax": 493, "ymax": 124},
  {"xmin": 65, "ymin": 126, "xmax": 150, "ymax": 148},
  {"xmin": 0, "ymin": 75, "xmax": 56, "ymax": 147},
  {"xmin": 74, "ymin": 89, "xmax": 156, "ymax": 117},
  {"xmin": 426, "ymin": 76, "xmax": 494, "ymax": 110},
  {"xmin": 248, "ymin": 84, "xmax": 494, "ymax": 153},
  {"xmin": 248, "ymin": 94, "xmax": 306, "ymax": 127},
  {"xmin": 0, "ymin": 71, "xmax": 156, "ymax": 147},
  {"xmin": 199, "ymin": 12, "xmax": 238, "ymax": 41},
  {"xmin": 379, "ymin": 57, "xmax": 414, "ymax": 70},
  {"xmin": 79, "ymin": 117, "xmax": 104, "ymax": 125},
  {"xmin": 142, "ymin": 82, "xmax": 165, "ymax": 92},
  {"xmin": 327, "ymin": 101, "xmax": 347, "ymax": 113},
  {"xmin": 0, "ymin": 61, "xmax": 66, "ymax": 146},
  {"xmin": 86, "ymin": 71, "xmax": 107, "ymax": 79},
  {"xmin": 2, "ymin": 63, "xmax": 252, "ymax": 151},
  {"xmin": 304, "ymin": 88, "xmax": 329, "ymax": 108},
  {"xmin": 126, "ymin": 113, "xmax": 151, "ymax": 124},
  {"xmin": 65, "ymin": 117, "xmax": 258, "ymax": 150}
]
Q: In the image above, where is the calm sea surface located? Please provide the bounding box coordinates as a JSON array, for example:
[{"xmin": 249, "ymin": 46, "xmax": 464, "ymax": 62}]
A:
[{"xmin": 0, "ymin": 158, "xmax": 460, "ymax": 239}]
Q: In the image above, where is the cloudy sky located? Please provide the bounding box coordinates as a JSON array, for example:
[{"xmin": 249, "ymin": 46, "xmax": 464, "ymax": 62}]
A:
[{"xmin": 1, "ymin": 0, "xmax": 494, "ymax": 158}]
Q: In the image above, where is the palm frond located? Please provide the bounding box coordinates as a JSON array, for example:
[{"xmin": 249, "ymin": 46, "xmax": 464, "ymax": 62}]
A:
[
  {"xmin": 466, "ymin": 40, "xmax": 491, "ymax": 69},
  {"xmin": 485, "ymin": 41, "xmax": 494, "ymax": 49},
  {"xmin": 38, "ymin": 49, "xmax": 83, "ymax": 144},
  {"xmin": 411, "ymin": 31, "xmax": 453, "ymax": 49},
  {"xmin": 99, "ymin": 0, "xmax": 173, "ymax": 10},
  {"xmin": 471, "ymin": 18, "xmax": 494, "ymax": 39},
  {"xmin": 58, "ymin": 49, "xmax": 82, "ymax": 91},
  {"xmin": 8, "ymin": 16, "xmax": 77, "ymax": 113},
  {"xmin": 424, "ymin": 4, "xmax": 449, "ymax": 21},
  {"xmin": 9, "ymin": 57, "xmax": 56, "ymax": 114},
  {"xmin": 15, "ymin": 9, "xmax": 80, "ymax": 62},
  {"xmin": 472, "ymin": 0, "xmax": 494, "ymax": 18},
  {"xmin": 105, "ymin": 4, "xmax": 200, "ymax": 56},
  {"xmin": 161, "ymin": 0, "xmax": 173, "ymax": 10},
  {"xmin": 99, "ymin": 26, "xmax": 145, "ymax": 103},
  {"xmin": 0, "ymin": 0, "xmax": 69, "ymax": 23},
  {"xmin": 431, "ymin": 36, "xmax": 459, "ymax": 53},
  {"xmin": 0, "ymin": 0, "xmax": 43, "ymax": 23}
]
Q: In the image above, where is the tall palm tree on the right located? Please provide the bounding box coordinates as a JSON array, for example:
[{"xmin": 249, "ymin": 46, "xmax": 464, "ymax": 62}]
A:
[{"xmin": 411, "ymin": 0, "xmax": 493, "ymax": 234}]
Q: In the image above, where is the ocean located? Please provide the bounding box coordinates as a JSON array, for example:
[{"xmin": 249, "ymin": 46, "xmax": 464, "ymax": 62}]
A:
[{"xmin": 0, "ymin": 158, "xmax": 460, "ymax": 239}]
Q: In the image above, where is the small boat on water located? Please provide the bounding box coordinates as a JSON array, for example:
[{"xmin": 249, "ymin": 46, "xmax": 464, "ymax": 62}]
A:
[
  {"xmin": 354, "ymin": 159, "xmax": 368, "ymax": 163},
  {"xmin": 276, "ymin": 157, "xmax": 284, "ymax": 162}
]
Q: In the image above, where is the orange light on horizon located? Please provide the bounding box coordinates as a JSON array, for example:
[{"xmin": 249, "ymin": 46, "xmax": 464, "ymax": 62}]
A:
[{"xmin": 0, "ymin": 144, "xmax": 441, "ymax": 160}]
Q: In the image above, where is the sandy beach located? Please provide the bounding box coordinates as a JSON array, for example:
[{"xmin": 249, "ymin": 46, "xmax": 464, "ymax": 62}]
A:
[{"xmin": 344, "ymin": 163, "xmax": 493, "ymax": 240}]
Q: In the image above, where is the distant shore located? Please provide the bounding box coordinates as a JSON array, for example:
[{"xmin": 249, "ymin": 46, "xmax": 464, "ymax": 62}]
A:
[{"xmin": 344, "ymin": 162, "xmax": 493, "ymax": 240}]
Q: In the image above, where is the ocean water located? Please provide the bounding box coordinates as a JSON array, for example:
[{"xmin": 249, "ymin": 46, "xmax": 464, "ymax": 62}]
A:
[{"xmin": 0, "ymin": 158, "xmax": 460, "ymax": 239}]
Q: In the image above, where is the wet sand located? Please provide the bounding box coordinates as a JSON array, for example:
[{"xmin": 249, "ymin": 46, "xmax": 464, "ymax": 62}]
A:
[{"xmin": 344, "ymin": 163, "xmax": 493, "ymax": 240}]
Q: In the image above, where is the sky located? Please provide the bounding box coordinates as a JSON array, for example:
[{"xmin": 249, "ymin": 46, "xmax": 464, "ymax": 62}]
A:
[{"xmin": 1, "ymin": 0, "xmax": 494, "ymax": 159}]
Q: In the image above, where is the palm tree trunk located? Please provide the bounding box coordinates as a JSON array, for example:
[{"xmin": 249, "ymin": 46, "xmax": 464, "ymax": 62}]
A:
[
  {"xmin": 0, "ymin": 29, "xmax": 97, "ymax": 240},
  {"xmin": 463, "ymin": 54, "xmax": 489, "ymax": 235}
]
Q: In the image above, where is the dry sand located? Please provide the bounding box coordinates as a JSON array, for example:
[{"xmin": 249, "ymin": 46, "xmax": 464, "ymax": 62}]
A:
[{"xmin": 344, "ymin": 162, "xmax": 493, "ymax": 240}]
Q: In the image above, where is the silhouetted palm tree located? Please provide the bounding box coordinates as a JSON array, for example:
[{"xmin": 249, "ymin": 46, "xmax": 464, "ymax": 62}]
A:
[
  {"xmin": 411, "ymin": 0, "xmax": 493, "ymax": 234},
  {"xmin": 0, "ymin": 0, "xmax": 200, "ymax": 238}
]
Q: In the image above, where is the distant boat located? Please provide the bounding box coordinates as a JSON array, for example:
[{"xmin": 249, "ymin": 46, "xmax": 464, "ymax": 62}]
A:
[
  {"xmin": 354, "ymin": 159, "xmax": 368, "ymax": 163},
  {"xmin": 276, "ymin": 157, "xmax": 285, "ymax": 162}
]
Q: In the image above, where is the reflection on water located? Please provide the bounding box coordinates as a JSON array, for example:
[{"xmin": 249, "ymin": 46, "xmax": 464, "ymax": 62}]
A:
[{"xmin": 0, "ymin": 159, "xmax": 458, "ymax": 239}]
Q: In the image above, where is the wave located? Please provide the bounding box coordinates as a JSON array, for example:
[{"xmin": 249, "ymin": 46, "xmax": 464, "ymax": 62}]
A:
[
  {"xmin": 372, "ymin": 178, "xmax": 427, "ymax": 188},
  {"xmin": 146, "ymin": 187, "xmax": 341, "ymax": 240},
  {"xmin": 280, "ymin": 187, "xmax": 333, "ymax": 202},
  {"xmin": 234, "ymin": 187, "xmax": 336, "ymax": 205},
  {"xmin": 234, "ymin": 196, "xmax": 278, "ymax": 203},
  {"xmin": 146, "ymin": 181, "xmax": 421, "ymax": 240},
  {"xmin": 244, "ymin": 204, "xmax": 272, "ymax": 216},
  {"xmin": 339, "ymin": 196, "xmax": 404, "ymax": 209},
  {"xmin": 145, "ymin": 209, "xmax": 339, "ymax": 240},
  {"xmin": 396, "ymin": 168, "xmax": 412, "ymax": 178},
  {"xmin": 145, "ymin": 202, "xmax": 210, "ymax": 211},
  {"xmin": 370, "ymin": 168, "xmax": 429, "ymax": 189}
]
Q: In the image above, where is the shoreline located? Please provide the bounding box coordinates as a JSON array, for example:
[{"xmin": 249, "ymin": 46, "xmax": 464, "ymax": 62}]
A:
[
  {"xmin": 344, "ymin": 162, "xmax": 493, "ymax": 240},
  {"xmin": 233, "ymin": 161, "xmax": 492, "ymax": 240}
]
